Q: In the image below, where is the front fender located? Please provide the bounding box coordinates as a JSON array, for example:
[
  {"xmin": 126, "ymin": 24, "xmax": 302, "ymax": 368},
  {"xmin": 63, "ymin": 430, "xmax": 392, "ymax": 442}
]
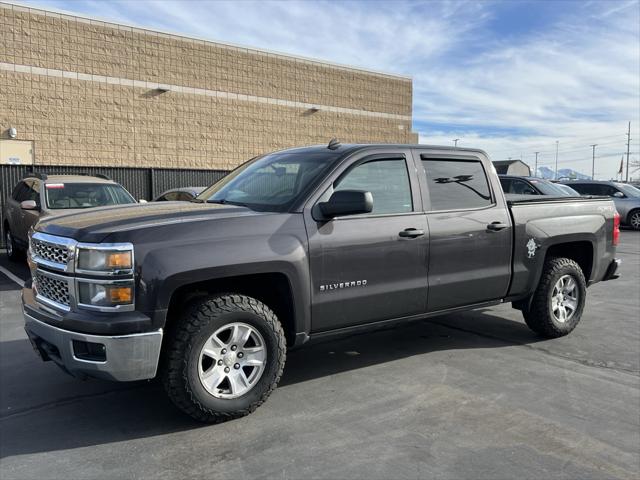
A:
[{"xmin": 122, "ymin": 214, "xmax": 311, "ymax": 338}]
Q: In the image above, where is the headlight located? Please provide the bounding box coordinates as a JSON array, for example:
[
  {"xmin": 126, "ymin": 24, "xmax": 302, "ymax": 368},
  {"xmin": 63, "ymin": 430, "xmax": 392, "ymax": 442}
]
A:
[
  {"xmin": 78, "ymin": 282, "xmax": 134, "ymax": 308},
  {"xmin": 77, "ymin": 248, "xmax": 133, "ymax": 273}
]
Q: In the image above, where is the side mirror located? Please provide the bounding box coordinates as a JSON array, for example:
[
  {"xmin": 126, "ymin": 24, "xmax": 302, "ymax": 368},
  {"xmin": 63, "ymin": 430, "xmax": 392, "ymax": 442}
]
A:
[
  {"xmin": 20, "ymin": 200, "xmax": 38, "ymax": 210},
  {"xmin": 139, "ymin": 199, "xmax": 148, "ymax": 204},
  {"xmin": 318, "ymin": 190, "xmax": 373, "ymax": 219},
  {"xmin": 612, "ymin": 191, "xmax": 625, "ymax": 198}
]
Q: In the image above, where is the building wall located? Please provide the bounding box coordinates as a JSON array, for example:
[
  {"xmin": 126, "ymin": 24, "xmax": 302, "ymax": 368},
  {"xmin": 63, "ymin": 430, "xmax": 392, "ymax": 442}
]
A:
[{"xmin": 0, "ymin": 3, "xmax": 417, "ymax": 170}]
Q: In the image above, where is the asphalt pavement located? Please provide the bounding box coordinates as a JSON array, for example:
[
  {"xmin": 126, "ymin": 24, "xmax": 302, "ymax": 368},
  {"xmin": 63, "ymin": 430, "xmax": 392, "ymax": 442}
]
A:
[{"xmin": 0, "ymin": 232, "xmax": 638, "ymax": 479}]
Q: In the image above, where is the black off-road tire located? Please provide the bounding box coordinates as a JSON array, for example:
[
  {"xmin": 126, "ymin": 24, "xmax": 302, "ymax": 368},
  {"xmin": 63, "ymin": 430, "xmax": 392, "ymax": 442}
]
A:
[
  {"xmin": 161, "ymin": 294, "xmax": 286, "ymax": 423},
  {"xmin": 523, "ymin": 257, "xmax": 587, "ymax": 338}
]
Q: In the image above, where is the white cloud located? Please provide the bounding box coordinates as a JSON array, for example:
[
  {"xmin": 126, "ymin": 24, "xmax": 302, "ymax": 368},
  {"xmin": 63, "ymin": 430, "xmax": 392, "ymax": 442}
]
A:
[{"xmin": 21, "ymin": 0, "xmax": 640, "ymax": 179}]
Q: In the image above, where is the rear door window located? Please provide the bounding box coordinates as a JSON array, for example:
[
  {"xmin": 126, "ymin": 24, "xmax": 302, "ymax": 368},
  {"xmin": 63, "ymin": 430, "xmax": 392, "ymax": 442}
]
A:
[{"xmin": 422, "ymin": 159, "xmax": 493, "ymax": 210}]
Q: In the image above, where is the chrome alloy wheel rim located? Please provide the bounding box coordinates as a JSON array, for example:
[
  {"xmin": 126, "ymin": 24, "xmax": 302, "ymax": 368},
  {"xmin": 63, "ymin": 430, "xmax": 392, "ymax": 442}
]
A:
[
  {"xmin": 198, "ymin": 322, "xmax": 267, "ymax": 399},
  {"xmin": 631, "ymin": 212, "xmax": 640, "ymax": 229},
  {"xmin": 551, "ymin": 274, "xmax": 579, "ymax": 323}
]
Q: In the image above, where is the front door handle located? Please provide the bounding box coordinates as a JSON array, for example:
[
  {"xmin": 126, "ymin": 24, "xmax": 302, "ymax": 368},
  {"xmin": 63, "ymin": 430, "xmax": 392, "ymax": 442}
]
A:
[
  {"xmin": 399, "ymin": 228, "xmax": 425, "ymax": 238},
  {"xmin": 487, "ymin": 222, "xmax": 508, "ymax": 232}
]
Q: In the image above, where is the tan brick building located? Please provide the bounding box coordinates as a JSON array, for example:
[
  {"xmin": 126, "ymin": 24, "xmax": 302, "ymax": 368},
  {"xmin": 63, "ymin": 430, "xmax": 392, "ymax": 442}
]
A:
[{"xmin": 0, "ymin": 2, "xmax": 416, "ymax": 171}]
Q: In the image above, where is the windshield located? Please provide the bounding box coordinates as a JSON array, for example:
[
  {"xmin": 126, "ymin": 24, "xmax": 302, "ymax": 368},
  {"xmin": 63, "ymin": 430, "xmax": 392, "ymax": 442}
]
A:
[
  {"xmin": 196, "ymin": 151, "xmax": 340, "ymax": 211},
  {"xmin": 45, "ymin": 183, "xmax": 136, "ymax": 209},
  {"xmin": 530, "ymin": 179, "xmax": 576, "ymax": 196},
  {"xmin": 554, "ymin": 183, "xmax": 579, "ymax": 196},
  {"xmin": 615, "ymin": 183, "xmax": 640, "ymax": 198}
]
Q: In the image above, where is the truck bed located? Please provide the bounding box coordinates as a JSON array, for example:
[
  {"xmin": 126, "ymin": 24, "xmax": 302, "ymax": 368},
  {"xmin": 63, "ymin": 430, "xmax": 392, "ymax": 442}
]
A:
[
  {"xmin": 506, "ymin": 194, "xmax": 617, "ymax": 300},
  {"xmin": 505, "ymin": 194, "xmax": 609, "ymax": 205}
]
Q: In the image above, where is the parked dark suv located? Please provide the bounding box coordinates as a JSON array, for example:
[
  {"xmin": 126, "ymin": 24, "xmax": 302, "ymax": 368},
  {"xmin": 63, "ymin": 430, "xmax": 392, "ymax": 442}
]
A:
[{"xmin": 3, "ymin": 173, "xmax": 136, "ymax": 259}]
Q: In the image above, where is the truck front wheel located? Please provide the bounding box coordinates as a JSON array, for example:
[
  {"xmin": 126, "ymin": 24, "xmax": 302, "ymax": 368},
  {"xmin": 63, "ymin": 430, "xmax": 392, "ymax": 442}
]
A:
[
  {"xmin": 523, "ymin": 257, "xmax": 587, "ymax": 338},
  {"xmin": 162, "ymin": 294, "xmax": 286, "ymax": 422}
]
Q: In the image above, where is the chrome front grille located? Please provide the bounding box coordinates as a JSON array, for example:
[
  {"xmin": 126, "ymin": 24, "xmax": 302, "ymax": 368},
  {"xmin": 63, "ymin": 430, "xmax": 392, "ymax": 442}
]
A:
[
  {"xmin": 32, "ymin": 238, "xmax": 70, "ymax": 265},
  {"xmin": 35, "ymin": 271, "xmax": 70, "ymax": 308},
  {"xmin": 29, "ymin": 232, "xmax": 135, "ymax": 313}
]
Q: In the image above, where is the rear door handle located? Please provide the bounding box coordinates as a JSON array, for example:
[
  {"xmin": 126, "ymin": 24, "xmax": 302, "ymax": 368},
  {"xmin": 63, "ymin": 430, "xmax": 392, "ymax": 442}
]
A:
[
  {"xmin": 399, "ymin": 228, "xmax": 425, "ymax": 238},
  {"xmin": 487, "ymin": 222, "xmax": 508, "ymax": 231}
]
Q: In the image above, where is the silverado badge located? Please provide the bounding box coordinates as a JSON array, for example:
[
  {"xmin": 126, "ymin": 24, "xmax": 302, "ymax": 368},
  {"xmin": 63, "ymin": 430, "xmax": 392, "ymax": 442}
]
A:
[
  {"xmin": 526, "ymin": 238, "xmax": 538, "ymax": 258},
  {"xmin": 320, "ymin": 280, "xmax": 367, "ymax": 292}
]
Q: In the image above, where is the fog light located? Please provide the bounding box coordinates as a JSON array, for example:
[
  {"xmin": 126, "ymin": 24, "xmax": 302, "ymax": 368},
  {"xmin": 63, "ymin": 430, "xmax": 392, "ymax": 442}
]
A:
[{"xmin": 72, "ymin": 340, "xmax": 106, "ymax": 362}]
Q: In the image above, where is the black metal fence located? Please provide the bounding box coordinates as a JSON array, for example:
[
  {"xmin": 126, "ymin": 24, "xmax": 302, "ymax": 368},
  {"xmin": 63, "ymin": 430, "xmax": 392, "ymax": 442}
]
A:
[{"xmin": 1, "ymin": 164, "xmax": 229, "ymax": 246}]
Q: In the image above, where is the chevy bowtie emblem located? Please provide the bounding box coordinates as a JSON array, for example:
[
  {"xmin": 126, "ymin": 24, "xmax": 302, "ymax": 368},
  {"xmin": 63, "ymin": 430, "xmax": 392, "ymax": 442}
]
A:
[{"xmin": 320, "ymin": 280, "xmax": 368, "ymax": 292}]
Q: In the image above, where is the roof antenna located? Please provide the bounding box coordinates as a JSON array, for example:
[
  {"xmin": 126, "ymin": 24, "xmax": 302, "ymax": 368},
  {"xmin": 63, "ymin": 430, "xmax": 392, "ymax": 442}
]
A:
[{"xmin": 327, "ymin": 138, "xmax": 341, "ymax": 150}]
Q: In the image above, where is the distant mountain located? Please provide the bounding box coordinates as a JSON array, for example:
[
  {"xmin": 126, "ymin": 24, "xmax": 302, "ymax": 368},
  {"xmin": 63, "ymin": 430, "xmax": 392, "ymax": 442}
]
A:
[
  {"xmin": 557, "ymin": 168, "xmax": 591, "ymax": 180},
  {"xmin": 536, "ymin": 166, "xmax": 555, "ymax": 179},
  {"xmin": 534, "ymin": 166, "xmax": 590, "ymax": 180}
]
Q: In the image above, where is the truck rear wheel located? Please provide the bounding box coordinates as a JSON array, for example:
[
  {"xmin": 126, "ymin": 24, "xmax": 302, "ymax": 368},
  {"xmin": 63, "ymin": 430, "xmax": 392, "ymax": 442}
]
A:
[
  {"xmin": 523, "ymin": 257, "xmax": 586, "ymax": 338},
  {"xmin": 162, "ymin": 294, "xmax": 286, "ymax": 423}
]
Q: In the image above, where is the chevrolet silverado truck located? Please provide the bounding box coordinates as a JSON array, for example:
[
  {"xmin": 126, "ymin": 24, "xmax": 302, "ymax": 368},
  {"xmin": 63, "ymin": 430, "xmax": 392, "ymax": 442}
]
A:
[{"xmin": 22, "ymin": 143, "xmax": 621, "ymax": 422}]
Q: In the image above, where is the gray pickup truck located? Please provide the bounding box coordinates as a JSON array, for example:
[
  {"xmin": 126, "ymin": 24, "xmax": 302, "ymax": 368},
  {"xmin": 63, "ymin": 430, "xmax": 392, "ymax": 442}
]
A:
[{"xmin": 22, "ymin": 143, "xmax": 621, "ymax": 422}]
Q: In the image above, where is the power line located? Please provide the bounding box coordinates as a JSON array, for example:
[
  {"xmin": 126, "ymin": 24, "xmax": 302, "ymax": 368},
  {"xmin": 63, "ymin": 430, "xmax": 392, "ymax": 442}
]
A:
[
  {"xmin": 496, "ymin": 140, "xmax": 627, "ymax": 157},
  {"xmin": 488, "ymin": 134, "xmax": 628, "ymax": 155}
]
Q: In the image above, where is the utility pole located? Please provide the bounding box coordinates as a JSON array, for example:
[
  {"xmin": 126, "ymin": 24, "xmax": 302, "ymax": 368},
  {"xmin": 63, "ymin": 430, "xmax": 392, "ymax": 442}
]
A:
[
  {"xmin": 626, "ymin": 121, "xmax": 631, "ymax": 182},
  {"xmin": 590, "ymin": 144, "xmax": 597, "ymax": 180},
  {"xmin": 534, "ymin": 152, "xmax": 539, "ymax": 177},
  {"xmin": 554, "ymin": 141, "xmax": 559, "ymax": 180},
  {"xmin": 452, "ymin": 138, "xmax": 459, "ymax": 148}
]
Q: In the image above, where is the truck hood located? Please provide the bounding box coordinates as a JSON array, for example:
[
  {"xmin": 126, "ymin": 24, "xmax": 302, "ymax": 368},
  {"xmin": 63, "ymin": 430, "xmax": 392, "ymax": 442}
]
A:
[{"xmin": 35, "ymin": 201, "xmax": 261, "ymax": 243}]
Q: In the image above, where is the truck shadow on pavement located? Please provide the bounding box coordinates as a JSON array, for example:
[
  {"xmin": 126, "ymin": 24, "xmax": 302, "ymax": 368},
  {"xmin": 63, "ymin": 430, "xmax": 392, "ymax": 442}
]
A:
[{"xmin": 0, "ymin": 309, "xmax": 544, "ymax": 459}]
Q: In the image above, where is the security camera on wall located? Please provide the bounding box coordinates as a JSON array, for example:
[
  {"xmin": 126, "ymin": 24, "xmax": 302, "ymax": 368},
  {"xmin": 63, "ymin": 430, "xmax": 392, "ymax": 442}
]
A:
[{"xmin": 8, "ymin": 127, "xmax": 17, "ymax": 139}]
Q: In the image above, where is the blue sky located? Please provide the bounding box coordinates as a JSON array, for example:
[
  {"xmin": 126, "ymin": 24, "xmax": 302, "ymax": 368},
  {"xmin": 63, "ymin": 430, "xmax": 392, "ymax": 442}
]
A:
[{"xmin": 20, "ymin": 0, "xmax": 640, "ymax": 179}]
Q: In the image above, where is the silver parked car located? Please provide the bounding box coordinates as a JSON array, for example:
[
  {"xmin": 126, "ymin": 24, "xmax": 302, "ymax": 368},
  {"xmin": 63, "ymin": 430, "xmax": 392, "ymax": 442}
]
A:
[
  {"xmin": 562, "ymin": 180, "xmax": 640, "ymax": 230},
  {"xmin": 3, "ymin": 173, "xmax": 137, "ymax": 260}
]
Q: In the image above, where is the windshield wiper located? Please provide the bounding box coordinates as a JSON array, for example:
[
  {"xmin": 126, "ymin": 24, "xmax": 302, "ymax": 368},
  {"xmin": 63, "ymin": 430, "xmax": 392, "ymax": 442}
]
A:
[{"xmin": 207, "ymin": 199, "xmax": 251, "ymax": 208}]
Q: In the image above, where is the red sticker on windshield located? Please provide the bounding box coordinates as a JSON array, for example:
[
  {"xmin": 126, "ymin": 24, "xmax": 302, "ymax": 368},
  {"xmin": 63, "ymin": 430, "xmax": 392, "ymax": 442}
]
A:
[{"xmin": 45, "ymin": 183, "xmax": 65, "ymax": 189}]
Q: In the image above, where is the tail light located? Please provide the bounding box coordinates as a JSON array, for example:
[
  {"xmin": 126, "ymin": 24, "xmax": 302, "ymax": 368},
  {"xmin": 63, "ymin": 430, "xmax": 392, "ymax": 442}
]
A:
[{"xmin": 613, "ymin": 211, "xmax": 620, "ymax": 246}]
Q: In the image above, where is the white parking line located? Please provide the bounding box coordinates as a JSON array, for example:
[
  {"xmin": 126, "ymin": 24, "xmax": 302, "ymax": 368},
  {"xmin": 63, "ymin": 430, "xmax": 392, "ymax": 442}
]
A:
[{"xmin": 0, "ymin": 265, "xmax": 26, "ymax": 287}]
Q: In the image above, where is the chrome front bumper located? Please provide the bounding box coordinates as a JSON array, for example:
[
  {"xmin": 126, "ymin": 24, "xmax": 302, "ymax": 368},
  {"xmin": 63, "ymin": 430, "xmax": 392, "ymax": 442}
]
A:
[{"xmin": 24, "ymin": 312, "xmax": 162, "ymax": 382}]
